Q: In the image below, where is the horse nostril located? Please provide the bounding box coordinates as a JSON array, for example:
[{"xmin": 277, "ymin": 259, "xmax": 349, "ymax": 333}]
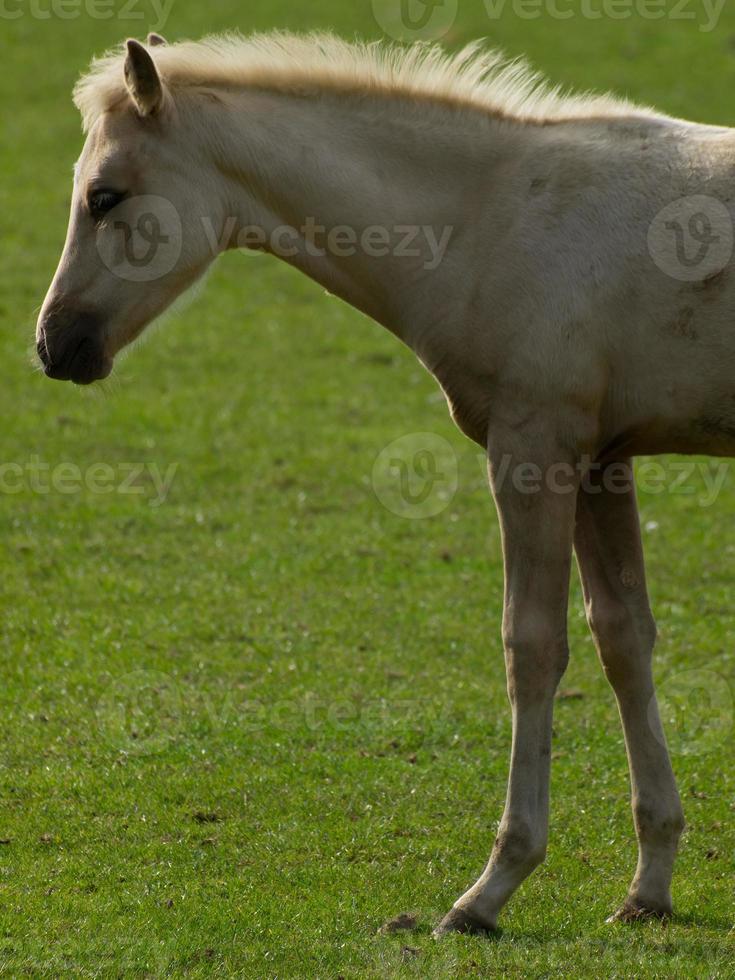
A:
[{"xmin": 36, "ymin": 333, "xmax": 50, "ymax": 367}]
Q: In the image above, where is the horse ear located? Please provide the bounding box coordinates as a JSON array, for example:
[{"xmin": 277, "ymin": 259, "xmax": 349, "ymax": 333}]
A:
[
  {"xmin": 147, "ymin": 32, "xmax": 167, "ymax": 47},
  {"xmin": 124, "ymin": 38, "xmax": 163, "ymax": 117}
]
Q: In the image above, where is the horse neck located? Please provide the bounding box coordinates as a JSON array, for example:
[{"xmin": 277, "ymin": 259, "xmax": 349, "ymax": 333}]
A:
[{"xmin": 202, "ymin": 86, "xmax": 516, "ymax": 349}]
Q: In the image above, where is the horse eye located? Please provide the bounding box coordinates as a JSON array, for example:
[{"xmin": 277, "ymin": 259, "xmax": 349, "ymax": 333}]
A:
[{"xmin": 88, "ymin": 190, "xmax": 125, "ymax": 218}]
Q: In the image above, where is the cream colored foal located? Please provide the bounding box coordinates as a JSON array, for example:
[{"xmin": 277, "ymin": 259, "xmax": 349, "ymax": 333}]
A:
[{"xmin": 39, "ymin": 32, "xmax": 735, "ymax": 934}]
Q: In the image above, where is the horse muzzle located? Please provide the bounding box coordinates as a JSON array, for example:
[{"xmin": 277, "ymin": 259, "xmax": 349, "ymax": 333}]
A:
[{"xmin": 36, "ymin": 310, "xmax": 112, "ymax": 385}]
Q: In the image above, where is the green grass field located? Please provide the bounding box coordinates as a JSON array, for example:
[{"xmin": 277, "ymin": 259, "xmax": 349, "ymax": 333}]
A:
[{"xmin": 1, "ymin": 0, "xmax": 734, "ymax": 976}]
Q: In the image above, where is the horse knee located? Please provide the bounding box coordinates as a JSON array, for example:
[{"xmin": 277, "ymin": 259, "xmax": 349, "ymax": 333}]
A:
[
  {"xmin": 587, "ymin": 597, "xmax": 656, "ymax": 682},
  {"xmin": 502, "ymin": 616, "xmax": 569, "ymax": 701}
]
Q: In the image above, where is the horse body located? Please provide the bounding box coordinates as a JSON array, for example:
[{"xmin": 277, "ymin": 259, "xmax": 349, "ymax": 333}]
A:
[
  {"xmin": 36, "ymin": 33, "xmax": 734, "ymax": 934},
  {"xmin": 429, "ymin": 116, "xmax": 735, "ymax": 458}
]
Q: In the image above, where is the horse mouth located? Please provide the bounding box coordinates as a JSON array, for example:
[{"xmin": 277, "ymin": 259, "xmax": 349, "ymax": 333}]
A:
[{"xmin": 39, "ymin": 335, "xmax": 112, "ymax": 386}]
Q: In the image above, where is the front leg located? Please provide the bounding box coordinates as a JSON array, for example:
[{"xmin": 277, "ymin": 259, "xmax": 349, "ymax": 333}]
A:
[{"xmin": 435, "ymin": 422, "xmax": 580, "ymax": 935}]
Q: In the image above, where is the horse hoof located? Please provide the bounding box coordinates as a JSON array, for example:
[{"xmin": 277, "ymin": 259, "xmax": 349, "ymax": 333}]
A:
[
  {"xmin": 433, "ymin": 906, "xmax": 497, "ymax": 937},
  {"xmin": 606, "ymin": 900, "xmax": 672, "ymax": 924}
]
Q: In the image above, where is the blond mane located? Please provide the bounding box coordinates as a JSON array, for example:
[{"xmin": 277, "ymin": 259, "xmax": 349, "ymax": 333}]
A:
[{"xmin": 73, "ymin": 30, "xmax": 655, "ymax": 132}]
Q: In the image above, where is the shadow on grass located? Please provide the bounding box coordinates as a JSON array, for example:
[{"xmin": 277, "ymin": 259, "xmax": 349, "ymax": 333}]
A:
[
  {"xmin": 672, "ymin": 909, "xmax": 734, "ymax": 932},
  {"xmin": 375, "ymin": 913, "xmax": 505, "ymax": 942}
]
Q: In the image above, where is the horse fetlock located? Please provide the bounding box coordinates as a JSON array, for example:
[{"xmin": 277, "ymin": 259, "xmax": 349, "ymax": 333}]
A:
[
  {"xmin": 633, "ymin": 799, "xmax": 686, "ymax": 847},
  {"xmin": 492, "ymin": 823, "xmax": 547, "ymax": 873}
]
